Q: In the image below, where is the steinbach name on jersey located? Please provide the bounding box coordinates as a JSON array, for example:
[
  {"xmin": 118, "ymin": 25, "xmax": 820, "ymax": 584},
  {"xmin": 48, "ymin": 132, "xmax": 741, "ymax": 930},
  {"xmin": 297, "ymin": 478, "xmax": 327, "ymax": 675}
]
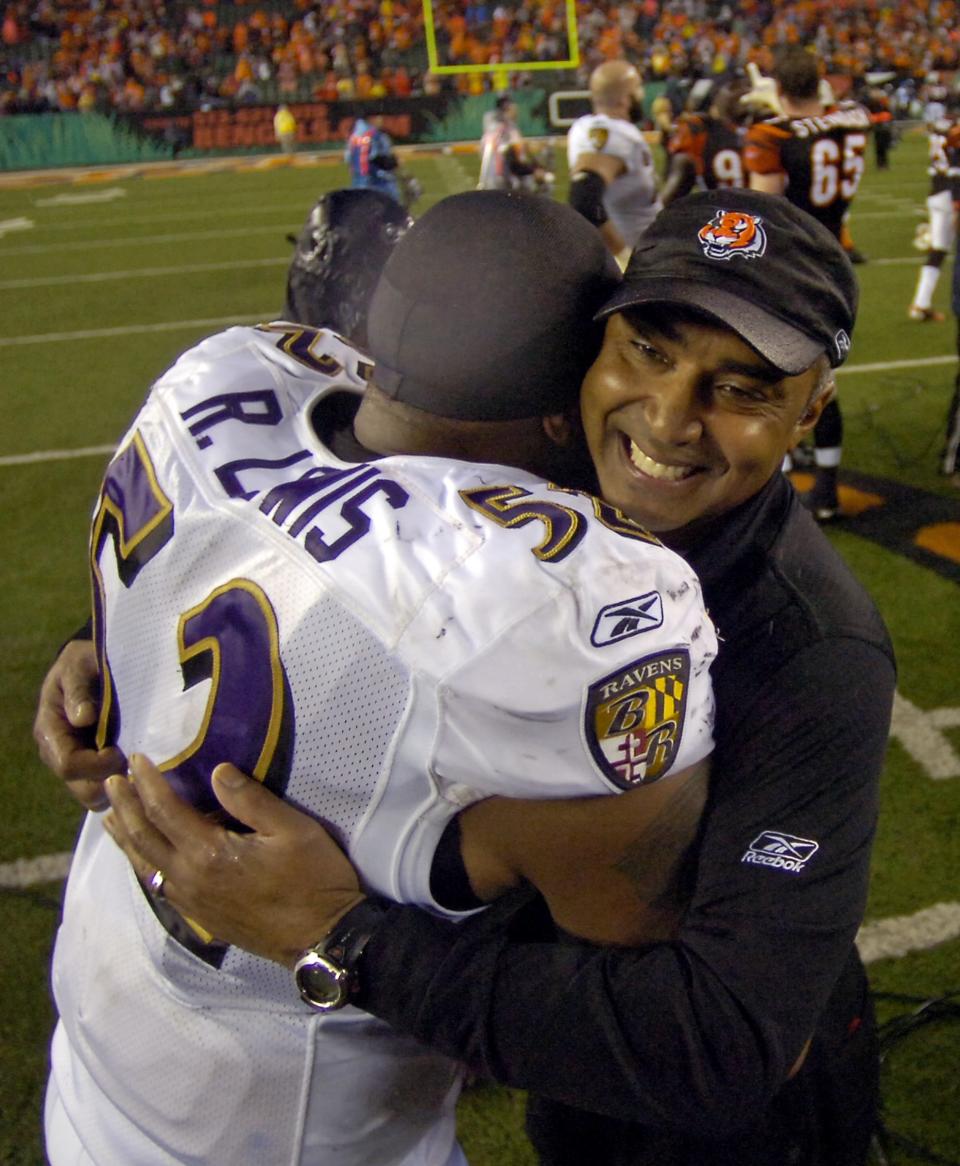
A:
[{"xmin": 49, "ymin": 325, "xmax": 716, "ymax": 1166}]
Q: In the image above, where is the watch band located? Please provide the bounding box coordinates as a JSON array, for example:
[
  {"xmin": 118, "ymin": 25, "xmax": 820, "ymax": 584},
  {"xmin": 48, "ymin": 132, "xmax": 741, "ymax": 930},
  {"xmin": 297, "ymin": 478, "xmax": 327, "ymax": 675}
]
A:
[
  {"xmin": 294, "ymin": 897, "xmax": 391, "ymax": 1012},
  {"xmin": 321, "ymin": 896, "xmax": 391, "ymax": 980}
]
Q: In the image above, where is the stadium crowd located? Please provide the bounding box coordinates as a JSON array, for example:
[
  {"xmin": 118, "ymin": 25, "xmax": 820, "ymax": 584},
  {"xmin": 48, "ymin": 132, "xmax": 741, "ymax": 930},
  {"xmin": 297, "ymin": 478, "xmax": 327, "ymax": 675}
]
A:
[{"xmin": 1, "ymin": 0, "xmax": 960, "ymax": 116}]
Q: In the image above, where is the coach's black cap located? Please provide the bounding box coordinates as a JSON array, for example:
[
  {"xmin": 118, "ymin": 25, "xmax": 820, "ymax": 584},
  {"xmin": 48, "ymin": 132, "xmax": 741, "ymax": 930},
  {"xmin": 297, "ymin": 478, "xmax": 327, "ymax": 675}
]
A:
[
  {"xmin": 366, "ymin": 190, "xmax": 621, "ymax": 421},
  {"xmin": 597, "ymin": 189, "xmax": 858, "ymax": 373}
]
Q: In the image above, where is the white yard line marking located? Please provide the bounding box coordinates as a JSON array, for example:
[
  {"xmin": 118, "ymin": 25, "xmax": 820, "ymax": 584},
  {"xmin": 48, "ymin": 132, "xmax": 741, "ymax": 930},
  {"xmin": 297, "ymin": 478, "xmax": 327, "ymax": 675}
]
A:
[
  {"xmin": 0, "ymin": 313, "xmax": 269, "ymax": 347},
  {"xmin": 0, "ymin": 444, "xmax": 115, "ymax": 466},
  {"xmin": 26, "ymin": 200, "xmax": 321, "ymax": 232},
  {"xmin": 0, "ymin": 224, "xmax": 293, "ymax": 256},
  {"xmin": 857, "ymin": 902, "xmax": 960, "ymax": 964},
  {"xmin": 0, "ymin": 257, "xmax": 286, "ymax": 290},
  {"xmin": 0, "ymin": 851, "xmax": 72, "ymax": 887},
  {"xmin": 35, "ymin": 189, "xmax": 127, "ymax": 206},
  {"xmin": 836, "ymin": 354, "xmax": 957, "ymax": 375},
  {"xmin": 0, "ymin": 216, "xmax": 34, "ymax": 237}
]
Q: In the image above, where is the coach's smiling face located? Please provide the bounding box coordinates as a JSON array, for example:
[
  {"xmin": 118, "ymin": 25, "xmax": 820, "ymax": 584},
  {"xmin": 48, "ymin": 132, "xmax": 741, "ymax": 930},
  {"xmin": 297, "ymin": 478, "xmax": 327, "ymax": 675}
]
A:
[{"xmin": 580, "ymin": 307, "xmax": 831, "ymax": 545}]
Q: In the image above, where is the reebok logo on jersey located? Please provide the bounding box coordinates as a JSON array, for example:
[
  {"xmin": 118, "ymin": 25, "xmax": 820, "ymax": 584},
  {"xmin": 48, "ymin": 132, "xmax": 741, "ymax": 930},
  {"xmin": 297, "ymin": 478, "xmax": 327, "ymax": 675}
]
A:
[
  {"xmin": 741, "ymin": 831, "xmax": 819, "ymax": 873},
  {"xmin": 698, "ymin": 209, "xmax": 767, "ymax": 260},
  {"xmin": 585, "ymin": 649, "xmax": 689, "ymax": 789},
  {"xmin": 590, "ymin": 592, "xmax": 663, "ymax": 647}
]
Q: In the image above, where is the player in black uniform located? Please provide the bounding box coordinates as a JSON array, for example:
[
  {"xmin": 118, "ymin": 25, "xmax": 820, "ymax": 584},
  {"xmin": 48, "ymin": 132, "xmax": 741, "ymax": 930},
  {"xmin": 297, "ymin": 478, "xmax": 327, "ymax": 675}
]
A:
[
  {"xmin": 908, "ymin": 114, "xmax": 960, "ymax": 322},
  {"xmin": 661, "ymin": 74, "xmax": 749, "ymax": 205},
  {"xmin": 99, "ymin": 191, "xmax": 894, "ymax": 1166},
  {"xmin": 744, "ymin": 45, "xmax": 871, "ymax": 522}
]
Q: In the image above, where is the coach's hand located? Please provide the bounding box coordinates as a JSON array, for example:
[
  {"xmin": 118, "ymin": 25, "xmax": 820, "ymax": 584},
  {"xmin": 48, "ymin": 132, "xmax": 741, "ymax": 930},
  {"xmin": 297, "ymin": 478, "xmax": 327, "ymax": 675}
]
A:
[
  {"xmin": 104, "ymin": 755, "xmax": 366, "ymax": 968},
  {"xmin": 33, "ymin": 639, "xmax": 125, "ymax": 811}
]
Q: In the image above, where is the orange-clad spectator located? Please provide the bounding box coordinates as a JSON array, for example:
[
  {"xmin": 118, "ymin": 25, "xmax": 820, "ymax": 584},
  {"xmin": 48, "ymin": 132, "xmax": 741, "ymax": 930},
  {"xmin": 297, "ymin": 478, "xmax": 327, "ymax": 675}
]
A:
[
  {"xmin": 249, "ymin": 7, "xmax": 270, "ymax": 33},
  {"xmin": 393, "ymin": 21, "xmax": 413, "ymax": 52},
  {"xmin": 318, "ymin": 70, "xmax": 340, "ymax": 101},
  {"xmin": 468, "ymin": 35, "xmax": 490, "ymax": 64},
  {"xmin": 277, "ymin": 55, "xmax": 297, "ymax": 97},
  {"xmin": 10, "ymin": 0, "xmax": 960, "ymax": 121},
  {"xmin": 295, "ymin": 40, "xmax": 312, "ymax": 74},
  {"xmin": 121, "ymin": 75, "xmax": 145, "ymax": 109},
  {"xmin": 354, "ymin": 63, "xmax": 374, "ymax": 99},
  {"xmin": 234, "ymin": 53, "xmax": 253, "ymax": 85},
  {"xmin": 2, "ymin": 7, "xmax": 21, "ymax": 46},
  {"xmin": 596, "ymin": 24, "xmax": 623, "ymax": 60},
  {"xmin": 392, "ymin": 64, "xmax": 412, "ymax": 97}
]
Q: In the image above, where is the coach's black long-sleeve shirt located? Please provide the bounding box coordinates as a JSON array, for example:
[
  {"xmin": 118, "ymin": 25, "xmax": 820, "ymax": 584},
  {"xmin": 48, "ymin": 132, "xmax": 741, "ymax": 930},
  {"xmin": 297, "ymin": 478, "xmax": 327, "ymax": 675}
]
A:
[{"xmin": 352, "ymin": 472, "xmax": 895, "ymax": 1141}]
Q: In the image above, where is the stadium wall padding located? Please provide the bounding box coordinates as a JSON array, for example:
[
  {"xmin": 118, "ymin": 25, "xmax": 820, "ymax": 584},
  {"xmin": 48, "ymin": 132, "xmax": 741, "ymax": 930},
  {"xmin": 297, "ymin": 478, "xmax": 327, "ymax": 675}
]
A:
[
  {"xmin": 0, "ymin": 112, "xmax": 173, "ymax": 169},
  {"xmin": 0, "ymin": 92, "xmax": 564, "ymax": 171}
]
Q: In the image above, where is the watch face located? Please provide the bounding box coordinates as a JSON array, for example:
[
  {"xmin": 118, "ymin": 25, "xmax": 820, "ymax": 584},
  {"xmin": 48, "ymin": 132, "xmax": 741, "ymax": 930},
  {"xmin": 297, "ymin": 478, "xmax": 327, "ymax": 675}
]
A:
[{"xmin": 295, "ymin": 952, "xmax": 349, "ymax": 1011}]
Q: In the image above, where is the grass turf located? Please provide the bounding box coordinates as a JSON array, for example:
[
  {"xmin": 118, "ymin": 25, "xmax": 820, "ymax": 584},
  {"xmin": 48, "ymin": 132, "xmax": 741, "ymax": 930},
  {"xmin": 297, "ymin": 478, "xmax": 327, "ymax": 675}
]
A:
[{"xmin": 0, "ymin": 129, "xmax": 958, "ymax": 1164}]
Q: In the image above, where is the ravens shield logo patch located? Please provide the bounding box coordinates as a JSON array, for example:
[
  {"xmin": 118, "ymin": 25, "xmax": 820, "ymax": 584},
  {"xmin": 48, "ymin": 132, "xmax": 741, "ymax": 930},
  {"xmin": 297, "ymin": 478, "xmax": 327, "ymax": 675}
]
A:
[
  {"xmin": 588, "ymin": 126, "xmax": 610, "ymax": 151},
  {"xmin": 585, "ymin": 650, "xmax": 689, "ymax": 789}
]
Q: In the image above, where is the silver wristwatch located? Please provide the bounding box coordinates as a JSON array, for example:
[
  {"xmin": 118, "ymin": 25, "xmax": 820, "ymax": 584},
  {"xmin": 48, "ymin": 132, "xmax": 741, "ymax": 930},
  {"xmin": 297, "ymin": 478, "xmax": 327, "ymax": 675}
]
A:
[{"xmin": 294, "ymin": 897, "xmax": 388, "ymax": 1012}]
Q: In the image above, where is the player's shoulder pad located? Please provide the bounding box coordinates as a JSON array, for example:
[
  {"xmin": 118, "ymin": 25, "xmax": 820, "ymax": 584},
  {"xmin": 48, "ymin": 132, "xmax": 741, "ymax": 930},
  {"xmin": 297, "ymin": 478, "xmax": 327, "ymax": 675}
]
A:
[{"xmin": 746, "ymin": 117, "xmax": 791, "ymax": 141}]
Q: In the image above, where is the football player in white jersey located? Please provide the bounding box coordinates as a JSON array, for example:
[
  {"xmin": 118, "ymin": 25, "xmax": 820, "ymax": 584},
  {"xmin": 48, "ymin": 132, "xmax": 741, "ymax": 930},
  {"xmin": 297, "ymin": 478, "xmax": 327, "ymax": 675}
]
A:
[
  {"xmin": 476, "ymin": 94, "xmax": 551, "ymax": 192},
  {"xmin": 45, "ymin": 191, "xmax": 717, "ymax": 1166},
  {"xmin": 567, "ymin": 60, "xmax": 663, "ymax": 262},
  {"xmin": 33, "ymin": 187, "xmax": 411, "ymax": 815}
]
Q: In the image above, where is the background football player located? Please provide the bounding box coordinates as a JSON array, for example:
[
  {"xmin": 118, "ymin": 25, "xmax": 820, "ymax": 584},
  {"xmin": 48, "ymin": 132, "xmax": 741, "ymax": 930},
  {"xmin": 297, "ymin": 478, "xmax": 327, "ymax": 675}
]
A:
[
  {"xmin": 744, "ymin": 45, "xmax": 871, "ymax": 522},
  {"xmin": 477, "ymin": 93, "xmax": 553, "ymax": 193},
  {"xmin": 908, "ymin": 109, "xmax": 960, "ymax": 322},
  {"xmin": 661, "ymin": 73, "xmax": 750, "ymax": 205},
  {"xmin": 567, "ymin": 59, "xmax": 662, "ymax": 263}
]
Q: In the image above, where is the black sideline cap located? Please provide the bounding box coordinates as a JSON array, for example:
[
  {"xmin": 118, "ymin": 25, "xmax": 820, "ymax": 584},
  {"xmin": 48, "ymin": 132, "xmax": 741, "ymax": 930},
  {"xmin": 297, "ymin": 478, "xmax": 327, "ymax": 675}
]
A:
[
  {"xmin": 598, "ymin": 189, "xmax": 858, "ymax": 373},
  {"xmin": 366, "ymin": 190, "xmax": 622, "ymax": 421}
]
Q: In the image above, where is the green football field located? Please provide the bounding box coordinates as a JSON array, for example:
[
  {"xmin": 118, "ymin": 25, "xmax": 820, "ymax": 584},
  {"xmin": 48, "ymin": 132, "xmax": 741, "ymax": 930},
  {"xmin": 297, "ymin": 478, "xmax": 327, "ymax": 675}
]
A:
[{"xmin": 1, "ymin": 129, "xmax": 958, "ymax": 1165}]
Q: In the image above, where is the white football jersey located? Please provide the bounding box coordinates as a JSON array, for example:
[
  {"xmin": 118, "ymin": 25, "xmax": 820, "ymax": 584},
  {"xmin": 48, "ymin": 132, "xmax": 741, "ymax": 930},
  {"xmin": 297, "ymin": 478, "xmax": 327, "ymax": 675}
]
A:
[
  {"xmin": 49, "ymin": 324, "xmax": 716, "ymax": 1166},
  {"xmin": 477, "ymin": 115, "xmax": 529, "ymax": 191},
  {"xmin": 567, "ymin": 113, "xmax": 663, "ymax": 246}
]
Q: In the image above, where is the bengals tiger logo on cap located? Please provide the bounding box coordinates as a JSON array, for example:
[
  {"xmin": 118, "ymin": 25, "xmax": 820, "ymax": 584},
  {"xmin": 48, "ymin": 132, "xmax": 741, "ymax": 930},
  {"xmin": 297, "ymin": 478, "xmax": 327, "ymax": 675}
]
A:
[{"xmin": 698, "ymin": 210, "xmax": 767, "ymax": 260}]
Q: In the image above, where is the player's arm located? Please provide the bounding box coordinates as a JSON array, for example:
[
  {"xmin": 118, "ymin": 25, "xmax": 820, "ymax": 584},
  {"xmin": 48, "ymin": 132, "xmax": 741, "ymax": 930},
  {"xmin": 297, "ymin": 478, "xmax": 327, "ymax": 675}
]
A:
[
  {"xmin": 457, "ymin": 757, "xmax": 709, "ymax": 945},
  {"xmin": 660, "ymin": 153, "xmax": 698, "ymax": 206},
  {"xmin": 503, "ymin": 141, "xmax": 539, "ymax": 178},
  {"xmin": 743, "ymin": 122, "xmax": 790, "ymax": 195},
  {"xmin": 568, "ymin": 153, "xmax": 627, "ymax": 257},
  {"xmin": 749, "ymin": 169, "xmax": 786, "ymax": 194},
  {"xmin": 370, "ymin": 133, "xmax": 398, "ymax": 171}
]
